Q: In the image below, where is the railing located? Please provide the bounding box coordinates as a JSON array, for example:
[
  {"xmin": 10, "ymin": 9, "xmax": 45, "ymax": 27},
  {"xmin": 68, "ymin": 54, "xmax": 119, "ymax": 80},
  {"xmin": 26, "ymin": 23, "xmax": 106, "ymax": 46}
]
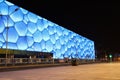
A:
[
  {"xmin": 0, "ymin": 58, "xmax": 55, "ymax": 65},
  {"xmin": 0, "ymin": 58, "xmax": 96, "ymax": 65}
]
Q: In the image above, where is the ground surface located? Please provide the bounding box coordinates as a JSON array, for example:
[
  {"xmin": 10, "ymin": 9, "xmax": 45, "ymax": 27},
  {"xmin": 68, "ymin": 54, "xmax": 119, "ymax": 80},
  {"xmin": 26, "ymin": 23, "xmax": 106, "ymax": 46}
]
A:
[{"xmin": 0, "ymin": 63, "xmax": 120, "ymax": 80}]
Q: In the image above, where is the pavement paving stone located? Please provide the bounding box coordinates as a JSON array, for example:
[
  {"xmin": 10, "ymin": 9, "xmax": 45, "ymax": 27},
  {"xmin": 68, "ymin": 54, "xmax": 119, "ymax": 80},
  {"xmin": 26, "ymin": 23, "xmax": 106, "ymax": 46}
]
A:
[{"xmin": 0, "ymin": 63, "xmax": 120, "ymax": 80}]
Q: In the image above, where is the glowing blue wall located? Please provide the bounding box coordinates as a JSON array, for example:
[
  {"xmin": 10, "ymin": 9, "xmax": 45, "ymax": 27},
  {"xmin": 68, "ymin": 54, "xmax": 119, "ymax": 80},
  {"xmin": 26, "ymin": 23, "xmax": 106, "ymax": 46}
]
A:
[{"xmin": 0, "ymin": 0, "xmax": 95, "ymax": 59}]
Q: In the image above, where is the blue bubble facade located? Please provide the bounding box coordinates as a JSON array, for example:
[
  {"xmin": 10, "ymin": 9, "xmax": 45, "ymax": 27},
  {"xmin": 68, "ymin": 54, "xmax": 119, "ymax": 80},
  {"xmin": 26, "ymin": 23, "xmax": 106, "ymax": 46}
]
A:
[{"xmin": 0, "ymin": 0, "xmax": 95, "ymax": 59}]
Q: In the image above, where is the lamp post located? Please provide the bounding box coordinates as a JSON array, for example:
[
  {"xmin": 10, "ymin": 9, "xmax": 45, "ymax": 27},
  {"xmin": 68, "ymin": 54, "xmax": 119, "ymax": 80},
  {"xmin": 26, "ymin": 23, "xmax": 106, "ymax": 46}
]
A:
[
  {"xmin": 74, "ymin": 39, "xmax": 78, "ymax": 58},
  {"xmin": 0, "ymin": 8, "xmax": 19, "ymax": 66}
]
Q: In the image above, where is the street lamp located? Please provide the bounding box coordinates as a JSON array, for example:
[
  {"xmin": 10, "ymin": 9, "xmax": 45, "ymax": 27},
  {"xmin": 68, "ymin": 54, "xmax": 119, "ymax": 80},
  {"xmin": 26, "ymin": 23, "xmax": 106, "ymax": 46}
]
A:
[
  {"xmin": 0, "ymin": 8, "xmax": 19, "ymax": 66},
  {"xmin": 74, "ymin": 39, "xmax": 78, "ymax": 58}
]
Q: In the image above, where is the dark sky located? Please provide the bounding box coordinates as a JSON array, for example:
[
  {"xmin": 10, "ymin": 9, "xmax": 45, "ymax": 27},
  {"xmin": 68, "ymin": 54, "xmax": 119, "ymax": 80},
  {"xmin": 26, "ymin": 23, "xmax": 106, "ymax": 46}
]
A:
[{"xmin": 7, "ymin": 0, "xmax": 120, "ymax": 53}]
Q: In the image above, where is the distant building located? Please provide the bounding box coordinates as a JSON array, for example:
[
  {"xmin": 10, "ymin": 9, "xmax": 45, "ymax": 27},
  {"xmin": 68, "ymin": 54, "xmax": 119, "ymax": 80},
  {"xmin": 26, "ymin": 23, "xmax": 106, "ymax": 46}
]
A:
[{"xmin": 0, "ymin": 0, "xmax": 95, "ymax": 59}]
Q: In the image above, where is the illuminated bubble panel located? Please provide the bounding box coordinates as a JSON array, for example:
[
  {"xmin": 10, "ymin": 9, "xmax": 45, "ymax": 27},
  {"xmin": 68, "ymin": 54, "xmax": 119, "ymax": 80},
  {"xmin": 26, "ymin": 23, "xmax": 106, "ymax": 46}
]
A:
[{"xmin": 0, "ymin": 0, "xmax": 95, "ymax": 59}]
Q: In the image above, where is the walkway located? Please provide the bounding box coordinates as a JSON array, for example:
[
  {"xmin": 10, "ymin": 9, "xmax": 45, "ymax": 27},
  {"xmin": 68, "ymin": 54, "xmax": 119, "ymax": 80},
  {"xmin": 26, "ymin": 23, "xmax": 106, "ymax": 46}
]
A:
[{"xmin": 0, "ymin": 63, "xmax": 120, "ymax": 80}]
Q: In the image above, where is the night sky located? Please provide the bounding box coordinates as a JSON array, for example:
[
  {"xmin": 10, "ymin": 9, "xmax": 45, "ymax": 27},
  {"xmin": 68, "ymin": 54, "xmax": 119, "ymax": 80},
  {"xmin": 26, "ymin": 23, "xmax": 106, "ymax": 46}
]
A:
[{"xmin": 7, "ymin": 0, "xmax": 120, "ymax": 53}]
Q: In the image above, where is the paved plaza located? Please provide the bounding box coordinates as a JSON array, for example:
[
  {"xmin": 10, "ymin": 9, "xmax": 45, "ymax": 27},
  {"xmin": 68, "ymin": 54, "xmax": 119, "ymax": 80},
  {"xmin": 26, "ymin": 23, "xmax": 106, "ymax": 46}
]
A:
[{"xmin": 0, "ymin": 63, "xmax": 120, "ymax": 80}]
